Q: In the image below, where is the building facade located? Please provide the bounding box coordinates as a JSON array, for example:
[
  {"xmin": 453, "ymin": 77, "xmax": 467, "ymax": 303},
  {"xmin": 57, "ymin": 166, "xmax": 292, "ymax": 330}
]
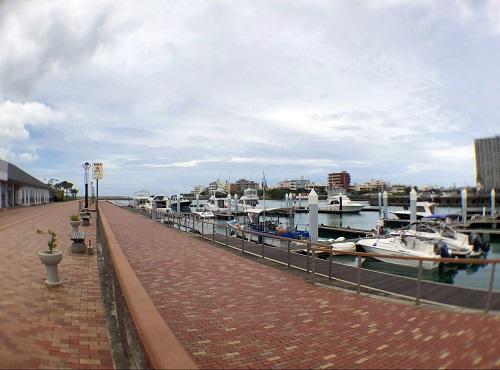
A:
[
  {"xmin": 230, "ymin": 179, "xmax": 259, "ymax": 194},
  {"xmin": 475, "ymin": 136, "xmax": 500, "ymax": 190},
  {"xmin": 289, "ymin": 177, "xmax": 310, "ymax": 191},
  {"xmin": 0, "ymin": 159, "xmax": 50, "ymax": 209},
  {"xmin": 327, "ymin": 171, "xmax": 350, "ymax": 191}
]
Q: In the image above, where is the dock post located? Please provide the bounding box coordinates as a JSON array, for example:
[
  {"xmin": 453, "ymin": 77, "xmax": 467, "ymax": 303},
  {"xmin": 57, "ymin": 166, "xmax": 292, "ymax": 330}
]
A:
[
  {"xmin": 234, "ymin": 194, "xmax": 238, "ymax": 213},
  {"xmin": 212, "ymin": 222, "xmax": 215, "ymax": 243},
  {"xmin": 378, "ymin": 192, "xmax": 382, "ymax": 215},
  {"xmin": 485, "ymin": 262, "xmax": 496, "ymax": 313},
  {"xmin": 416, "ymin": 260, "xmax": 423, "ymax": 305},
  {"xmin": 461, "ymin": 188, "xmax": 468, "ymax": 225},
  {"xmin": 356, "ymin": 256, "xmax": 362, "ymax": 294},
  {"xmin": 410, "ymin": 188, "xmax": 417, "ymax": 224},
  {"xmin": 285, "ymin": 193, "xmax": 289, "ymax": 208},
  {"xmin": 306, "ymin": 243, "xmax": 310, "ymax": 273},
  {"xmin": 226, "ymin": 193, "xmax": 232, "ymax": 216},
  {"xmin": 261, "ymin": 235, "xmax": 265, "ymax": 259},
  {"xmin": 383, "ymin": 191, "xmax": 388, "ymax": 219},
  {"xmin": 308, "ymin": 189, "xmax": 319, "ymax": 274},
  {"xmin": 196, "ymin": 193, "xmax": 200, "ymax": 211},
  {"xmin": 241, "ymin": 232, "xmax": 245, "ymax": 253},
  {"xmin": 201, "ymin": 220, "xmax": 204, "ymax": 238},
  {"xmin": 491, "ymin": 189, "xmax": 496, "ymax": 217},
  {"xmin": 287, "ymin": 240, "xmax": 291, "ymax": 268}
]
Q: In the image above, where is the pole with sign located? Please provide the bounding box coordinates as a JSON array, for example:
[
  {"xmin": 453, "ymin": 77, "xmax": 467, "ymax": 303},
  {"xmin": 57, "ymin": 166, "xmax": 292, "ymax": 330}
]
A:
[{"xmin": 93, "ymin": 163, "xmax": 103, "ymax": 240}]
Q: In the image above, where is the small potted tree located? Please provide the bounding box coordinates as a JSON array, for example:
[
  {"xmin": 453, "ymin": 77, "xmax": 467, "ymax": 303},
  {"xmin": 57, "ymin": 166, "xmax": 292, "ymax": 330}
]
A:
[
  {"xmin": 69, "ymin": 214, "xmax": 80, "ymax": 234},
  {"xmin": 37, "ymin": 229, "xmax": 63, "ymax": 286}
]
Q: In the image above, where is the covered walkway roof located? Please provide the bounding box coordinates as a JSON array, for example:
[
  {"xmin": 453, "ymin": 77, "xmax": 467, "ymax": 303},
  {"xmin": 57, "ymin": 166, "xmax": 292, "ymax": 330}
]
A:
[{"xmin": 0, "ymin": 159, "xmax": 49, "ymax": 189}]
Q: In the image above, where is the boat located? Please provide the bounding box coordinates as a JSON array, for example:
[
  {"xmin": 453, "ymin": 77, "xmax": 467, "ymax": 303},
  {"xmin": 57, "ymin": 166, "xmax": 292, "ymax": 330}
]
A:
[
  {"xmin": 192, "ymin": 210, "xmax": 215, "ymax": 219},
  {"xmin": 170, "ymin": 194, "xmax": 192, "ymax": 212},
  {"xmin": 149, "ymin": 195, "xmax": 171, "ymax": 216},
  {"xmin": 327, "ymin": 237, "xmax": 357, "ymax": 253},
  {"xmin": 319, "ymin": 194, "xmax": 364, "ymax": 213},
  {"xmin": 236, "ymin": 188, "xmax": 261, "ymax": 212},
  {"xmin": 131, "ymin": 190, "xmax": 151, "ymax": 210},
  {"xmin": 204, "ymin": 189, "xmax": 230, "ymax": 213},
  {"xmin": 356, "ymin": 234, "xmax": 442, "ymax": 269},
  {"xmin": 389, "ymin": 221, "xmax": 485, "ymax": 257},
  {"xmin": 390, "ymin": 202, "xmax": 436, "ymax": 220},
  {"xmin": 227, "ymin": 208, "xmax": 309, "ymax": 249}
]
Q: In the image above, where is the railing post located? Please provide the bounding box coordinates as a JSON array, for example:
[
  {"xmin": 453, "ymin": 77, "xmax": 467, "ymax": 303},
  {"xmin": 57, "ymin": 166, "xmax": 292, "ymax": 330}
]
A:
[
  {"xmin": 306, "ymin": 243, "xmax": 310, "ymax": 273},
  {"xmin": 356, "ymin": 255, "xmax": 362, "ymax": 294},
  {"xmin": 328, "ymin": 245, "xmax": 333, "ymax": 280},
  {"xmin": 201, "ymin": 220, "xmax": 204, "ymax": 238},
  {"xmin": 485, "ymin": 262, "xmax": 496, "ymax": 313},
  {"xmin": 212, "ymin": 222, "xmax": 215, "ymax": 243},
  {"xmin": 311, "ymin": 244, "xmax": 316, "ymax": 283},
  {"xmin": 261, "ymin": 235, "xmax": 265, "ymax": 259},
  {"xmin": 287, "ymin": 240, "xmax": 291, "ymax": 268},
  {"xmin": 416, "ymin": 259, "xmax": 423, "ymax": 306},
  {"xmin": 225, "ymin": 226, "xmax": 228, "ymax": 247},
  {"xmin": 241, "ymin": 232, "xmax": 245, "ymax": 253}
]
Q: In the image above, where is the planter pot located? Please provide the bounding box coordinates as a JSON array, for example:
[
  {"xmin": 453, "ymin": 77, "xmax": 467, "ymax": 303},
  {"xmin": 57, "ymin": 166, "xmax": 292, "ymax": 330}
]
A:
[
  {"xmin": 69, "ymin": 220, "xmax": 80, "ymax": 234},
  {"xmin": 71, "ymin": 241, "xmax": 85, "ymax": 253},
  {"xmin": 81, "ymin": 218, "xmax": 90, "ymax": 226},
  {"xmin": 38, "ymin": 251, "xmax": 63, "ymax": 286}
]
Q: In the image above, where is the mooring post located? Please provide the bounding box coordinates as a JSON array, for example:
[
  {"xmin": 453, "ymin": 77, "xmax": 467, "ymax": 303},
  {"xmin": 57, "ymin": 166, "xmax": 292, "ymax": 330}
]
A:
[
  {"xmin": 285, "ymin": 193, "xmax": 289, "ymax": 208},
  {"xmin": 225, "ymin": 226, "xmax": 228, "ymax": 247},
  {"xmin": 234, "ymin": 194, "xmax": 238, "ymax": 213},
  {"xmin": 491, "ymin": 189, "xmax": 496, "ymax": 218},
  {"xmin": 212, "ymin": 222, "xmax": 215, "ymax": 242},
  {"xmin": 410, "ymin": 187, "xmax": 417, "ymax": 224},
  {"xmin": 416, "ymin": 259, "xmax": 423, "ymax": 305},
  {"xmin": 383, "ymin": 191, "xmax": 388, "ymax": 219},
  {"xmin": 306, "ymin": 243, "xmax": 310, "ymax": 273},
  {"xmin": 311, "ymin": 243, "xmax": 316, "ymax": 283},
  {"xmin": 201, "ymin": 220, "xmax": 204, "ymax": 238},
  {"xmin": 378, "ymin": 192, "xmax": 382, "ymax": 214},
  {"xmin": 328, "ymin": 245, "xmax": 333, "ymax": 280},
  {"xmin": 485, "ymin": 262, "xmax": 496, "ymax": 313},
  {"xmin": 241, "ymin": 232, "xmax": 245, "ymax": 253},
  {"xmin": 226, "ymin": 193, "xmax": 232, "ymax": 216},
  {"xmin": 308, "ymin": 189, "xmax": 318, "ymax": 274},
  {"xmin": 261, "ymin": 234, "xmax": 265, "ymax": 259},
  {"xmin": 461, "ymin": 188, "xmax": 468, "ymax": 225}
]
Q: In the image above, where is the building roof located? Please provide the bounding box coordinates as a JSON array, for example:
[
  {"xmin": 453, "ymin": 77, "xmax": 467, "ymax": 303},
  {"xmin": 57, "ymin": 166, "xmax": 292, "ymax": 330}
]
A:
[{"xmin": 0, "ymin": 159, "xmax": 49, "ymax": 189}]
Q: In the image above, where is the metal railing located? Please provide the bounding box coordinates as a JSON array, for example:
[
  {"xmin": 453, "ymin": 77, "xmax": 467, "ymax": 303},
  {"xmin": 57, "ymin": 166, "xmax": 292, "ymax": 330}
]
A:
[{"xmin": 151, "ymin": 210, "xmax": 499, "ymax": 313}]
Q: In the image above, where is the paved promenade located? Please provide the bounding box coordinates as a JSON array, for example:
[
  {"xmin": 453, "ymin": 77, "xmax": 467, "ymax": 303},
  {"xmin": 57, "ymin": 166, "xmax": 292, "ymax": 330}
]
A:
[
  {"xmin": 101, "ymin": 202, "xmax": 500, "ymax": 369},
  {"xmin": 0, "ymin": 202, "xmax": 113, "ymax": 369}
]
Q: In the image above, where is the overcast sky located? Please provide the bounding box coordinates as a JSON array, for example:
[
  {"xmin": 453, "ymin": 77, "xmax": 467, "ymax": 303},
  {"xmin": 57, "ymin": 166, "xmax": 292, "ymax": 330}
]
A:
[{"xmin": 1, "ymin": 0, "xmax": 499, "ymax": 195}]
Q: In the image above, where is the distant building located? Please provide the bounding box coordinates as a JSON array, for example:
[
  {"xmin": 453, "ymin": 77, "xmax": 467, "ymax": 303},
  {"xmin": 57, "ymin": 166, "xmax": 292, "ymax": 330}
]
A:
[
  {"xmin": 475, "ymin": 136, "xmax": 500, "ymax": 190},
  {"xmin": 353, "ymin": 179, "xmax": 390, "ymax": 193},
  {"xmin": 289, "ymin": 177, "xmax": 310, "ymax": 191},
  {"xmin": 191, "ymin": 185, "xmax": 206, "ymax": 195},
  {"xmin": 327, "ymin": 171, "xmax": 350, "ymax": 191},
  {"xmin": 0, "ymin": 159, "xmax": 51, "ymax": 209},
  {"xmin": 208, "ymin": 179, "xmax": 230, "ymax": 193},
  {"xmin": 230, "ymin": 179, "xmax": 259, "ymax": 193},
  {"xmin": 389, "ymin": 184, "xmax": 408, "ymax": 194},
  {"xmin": 278, "ymin": 180, "xmax": 292, "ymax": 189},
  {"xmin": 305, "ymin": 182, "xmax": 327, "ymax": 191}
]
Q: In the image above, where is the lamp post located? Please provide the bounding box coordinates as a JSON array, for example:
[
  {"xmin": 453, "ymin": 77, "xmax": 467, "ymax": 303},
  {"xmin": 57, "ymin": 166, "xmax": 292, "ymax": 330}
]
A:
[{"xmin": 82, "ymin": 162, "xmax": 90, "ymax": 209}]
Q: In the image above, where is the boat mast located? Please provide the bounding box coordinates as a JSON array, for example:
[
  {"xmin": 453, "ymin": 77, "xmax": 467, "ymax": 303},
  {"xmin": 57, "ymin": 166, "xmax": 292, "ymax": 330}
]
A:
[{"xmin": 262, "ymin": 171, "xmax": 266, "ymax": 232}]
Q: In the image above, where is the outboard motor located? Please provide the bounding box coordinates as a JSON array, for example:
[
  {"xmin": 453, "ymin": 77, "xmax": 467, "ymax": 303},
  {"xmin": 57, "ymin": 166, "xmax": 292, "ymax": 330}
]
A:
[
  {"xmin": 434, "ymin": 241, "xmax": 450, "ymax": 258},
  {"xmin": 469, "ymin": 233, "xmax": 488, "ymax": 253}
]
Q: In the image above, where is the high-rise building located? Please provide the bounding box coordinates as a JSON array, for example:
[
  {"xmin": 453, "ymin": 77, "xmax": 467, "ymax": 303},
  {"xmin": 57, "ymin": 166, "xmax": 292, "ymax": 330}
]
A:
[
  {"xmin": 474, "ymin": 136, "xmax": 500, "ymax": 190},
  {"xmin": 327, "ymin": 171, "xmax": 350, "ymax": 191}
]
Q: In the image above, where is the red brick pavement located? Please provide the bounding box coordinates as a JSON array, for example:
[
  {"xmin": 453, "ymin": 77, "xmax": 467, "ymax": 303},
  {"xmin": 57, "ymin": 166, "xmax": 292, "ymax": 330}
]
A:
[
  {"xmin": 0, "ymin": 202, "xmax": 113, "ymax": 369},
  {"xmin": 101, "ymin": 202, "xmax": 500, "ymax": 369}
]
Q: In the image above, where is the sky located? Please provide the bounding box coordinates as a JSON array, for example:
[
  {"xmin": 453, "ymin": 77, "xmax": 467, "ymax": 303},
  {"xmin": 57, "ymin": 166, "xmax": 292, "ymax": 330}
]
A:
[{"xmin": 0, "ymin": 0, "xmax": 499, "ymax": 195}]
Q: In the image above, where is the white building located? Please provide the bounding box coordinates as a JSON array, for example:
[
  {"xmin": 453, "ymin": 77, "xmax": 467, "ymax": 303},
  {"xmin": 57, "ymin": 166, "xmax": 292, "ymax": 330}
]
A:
[{"xmin": 0, "ymin": 159, "xmax": 51, "ymax": 209}]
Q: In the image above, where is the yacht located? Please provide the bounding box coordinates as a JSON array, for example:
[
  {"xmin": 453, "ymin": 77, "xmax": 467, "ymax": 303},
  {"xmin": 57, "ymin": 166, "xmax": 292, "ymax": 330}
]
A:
[
  {"xmin": 204, "ymin": 189, "xmax": 230, "ymax": 213},
  {"xmin": 356, "ymin": 234, "xmax": 442, "ymax": 269},
  {"xmin": 131, "ymin": 190, "xmax": 150, "ymax": 210},
  {"xmin": 148, "ymin": 195, "xmax": 171, "ymax": 216},
  {"xmin": 320, "ymin": 194, "xmax": 364, "ymax": 213},
  {"xmin": 236, "ymin": 188, "xmax": 261, "ymax": 212},
  {"xmin": 389, "ymin": 221, "xmax": 485, "ymax": 257},
  {"xmin": 170, "ymin": 194, "xmax": 192, "ymax": 212},
  {"xmin": 391, "ymin": 202, "xmax": 436, "ymax": 220}
]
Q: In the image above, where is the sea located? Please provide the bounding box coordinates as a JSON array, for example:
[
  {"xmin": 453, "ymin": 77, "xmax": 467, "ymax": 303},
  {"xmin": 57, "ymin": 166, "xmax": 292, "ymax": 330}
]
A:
[{"xmin": 111, "ymin": 198, "xmax": 499, "ymax": 291}]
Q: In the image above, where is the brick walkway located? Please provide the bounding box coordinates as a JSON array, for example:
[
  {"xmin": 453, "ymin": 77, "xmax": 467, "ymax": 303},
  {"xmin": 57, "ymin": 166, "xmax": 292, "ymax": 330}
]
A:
[
  {"xmin": 0, "ymin": 202, "xmax": 113, "ymax": 369},
  {"xmin": 101, "ymin": 203, "xmax": 500, "ymax": 369}
]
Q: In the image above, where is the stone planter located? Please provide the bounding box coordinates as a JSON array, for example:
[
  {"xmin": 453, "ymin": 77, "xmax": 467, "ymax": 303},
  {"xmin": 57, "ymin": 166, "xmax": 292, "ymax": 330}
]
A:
[
  {"xmin": 38, "ymin": 251, "xmax": 63, "ymax": 286},
  {"xmin": 71, "ymin": 241, "xmax": 85, "ymax": 253},
  {"xmin": 69, "ymin": 220, "xmax": 80, "ymax": 234}
]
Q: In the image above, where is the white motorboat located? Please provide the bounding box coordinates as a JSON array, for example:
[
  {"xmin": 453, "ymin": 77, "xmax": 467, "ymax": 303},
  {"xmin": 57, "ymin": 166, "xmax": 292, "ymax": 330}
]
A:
[
  {"xmin": 170, "ymin": 194, "xmax": 192, "ymax": 212},
  {"xmin": 327, "ymin": 237, "xmax": 357, "ymax": 253},
  {"xmin": 356, "ymin": 235, "xmax": 441, "ymax": 269},
  {"xmin": 192, "ymin": 210, "xmax": 215, "ymax": 219},
  {"xmin": 320, "ymin": 194, "xmax": 364, "ymax": 213},
  {"xmin": 391, "ymin": 202, "xmax": 436, "ymax": 220},
  {"xmin": 204, "ymin": 189, "xmax": 230, "ymax": 213},
  {"xmin": 131, "ymin": 190, "xmax": 150, "ymax": 209},
  {"xmin": 150, "ymin": 195, "xmax": 171, "ymax": 216},
  {"xmin": 389, "ymin": 221, "xmax": 483, "ymax": 257},
  {"xmin": 236, "ymin": 188, "xmax": 261, "ymax": 212}
]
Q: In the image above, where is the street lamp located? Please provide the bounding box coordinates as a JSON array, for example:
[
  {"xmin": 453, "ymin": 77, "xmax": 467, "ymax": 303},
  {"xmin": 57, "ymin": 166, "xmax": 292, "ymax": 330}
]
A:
[{"xmin": 82, "ymin": 162, "xmax": 90, "ymax": 209}]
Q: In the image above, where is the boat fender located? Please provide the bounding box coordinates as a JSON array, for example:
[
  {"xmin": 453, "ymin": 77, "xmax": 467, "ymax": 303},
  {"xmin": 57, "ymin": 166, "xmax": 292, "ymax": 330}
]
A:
[{"xmin": 468, "ymin": 233, "xmax": 483, "ymax": 252}]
